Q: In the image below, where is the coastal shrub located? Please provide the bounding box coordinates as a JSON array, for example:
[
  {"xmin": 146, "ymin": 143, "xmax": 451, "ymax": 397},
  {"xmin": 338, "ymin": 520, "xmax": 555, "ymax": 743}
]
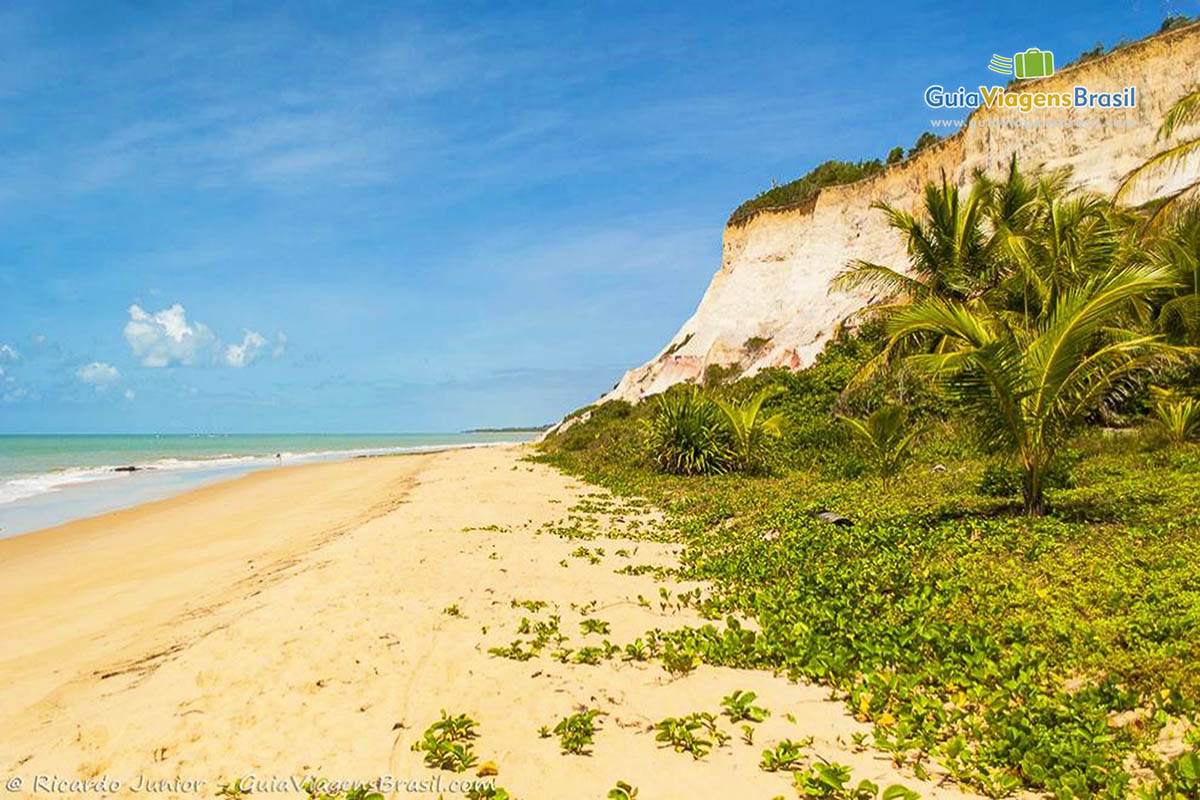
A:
[
  {"xmin": 536, "ymin": 395, "xmax": 1200, "ymax": 796},
  {"xmin": 702, "ymin": 362, "xmax": 741, "ymax": 388},
  {"xmin": 906, "ymin": 131, "xmax": 939, "ymax": 158},
  {"xmin": 644, "ymin": 386, "xmax": 733, "ymax": 475},
  {"xmin": 729, "ymin": 159, "xmax": 885, "ymax": 225}
]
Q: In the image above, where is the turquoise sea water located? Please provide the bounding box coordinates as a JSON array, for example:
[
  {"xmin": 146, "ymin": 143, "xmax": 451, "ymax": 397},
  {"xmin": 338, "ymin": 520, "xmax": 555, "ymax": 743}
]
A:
[{"xmin": 0, "ymin": 432, "xmax": 535, "ymax": 538}]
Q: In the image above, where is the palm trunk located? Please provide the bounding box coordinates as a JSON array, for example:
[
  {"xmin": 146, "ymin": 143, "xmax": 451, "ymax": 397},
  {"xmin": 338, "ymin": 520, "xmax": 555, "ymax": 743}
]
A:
[{"xmin": 1023, "ymin": 460, "xmax": 1048, "ymax": 516}]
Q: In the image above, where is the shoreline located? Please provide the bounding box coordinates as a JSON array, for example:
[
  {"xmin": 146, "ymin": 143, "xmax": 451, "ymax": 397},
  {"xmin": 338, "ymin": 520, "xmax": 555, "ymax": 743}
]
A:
[
  {"xmin": 0, "ymin": 444, "xmax": 970, "ymax": 798},
  {"xmin": 0, "ymin": 438, "xmax": 530, "ymax": 540}
]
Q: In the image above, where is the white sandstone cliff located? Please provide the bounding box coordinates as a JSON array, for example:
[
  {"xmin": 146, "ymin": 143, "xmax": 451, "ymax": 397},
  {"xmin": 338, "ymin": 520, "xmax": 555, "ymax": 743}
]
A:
[{"xmin": 604, "ymin": 24, "xmax": 1200, "ymax": 404}]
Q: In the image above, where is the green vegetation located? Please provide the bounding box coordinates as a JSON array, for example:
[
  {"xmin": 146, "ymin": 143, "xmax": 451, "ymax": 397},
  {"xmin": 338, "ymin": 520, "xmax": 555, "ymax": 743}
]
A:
[
  {"xmin": 837, "ymin": 405, "xmax": 918, "ymax": 486},
  {"xmin": 728, "ymin": 134, "xmax": 945, "ymax": 226},
  {"xmin": 411, "ymin": 711, "xmax": 480, "ymax": 772},
  {"xmin": 653, "ymin": 712, "xmax": 728, "ymax": 759},
  {"xmin": 644, "ymin": 386, "xmax": 733, "ymax": 475},
  {"xmin": 1151, "ymin": 386, "xmax": 1200, "ymax": 443},
  {"xmin": 606, "ymin": 781, "xmax": 639, "ymax": 800},
  {"xmin": 1067, "ymin": 15, "xmax": 1195, "ymax": 68},
  {"xmin": 552, "ymin": 709, "xmax": 603, "ymax": 755},
  {"xmin": 1119, "ymin": 89, "xmax": 1200, "ymax": 224},
  {"xmin": 714, "ymin": 387, "xmax": 789, "ymax": 472},
  {"xmin": 729, "ymin": 160, "xmax": 886, "ymax": 225},
  {"xmin": 759, "ymin": 738, "xmax": 810, "ymax": 772},
  {"xmin": 720, "ymin": 689, "xmax": 770, "ymax": 723},
  {"xmin": 790, "ymin": 764, "xmax": 919, "ymax": 800},
  {"xmin": 538, "ymin": 149, "xmax": 1200, "ymax": 796}
]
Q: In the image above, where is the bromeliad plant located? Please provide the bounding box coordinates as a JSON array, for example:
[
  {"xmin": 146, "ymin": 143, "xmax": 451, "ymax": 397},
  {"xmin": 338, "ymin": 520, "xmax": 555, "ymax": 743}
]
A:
[
  {"xmin": 1150, "ymin": 386, "xmax": 1200, "ymax": 443},
  {"xmin": 644, "ymin": 386, "xmax": 732, "ymax": 475}
]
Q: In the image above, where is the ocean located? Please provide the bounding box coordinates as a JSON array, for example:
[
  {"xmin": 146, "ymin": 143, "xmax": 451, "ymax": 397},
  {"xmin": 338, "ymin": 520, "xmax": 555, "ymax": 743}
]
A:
[{"xmin": 0, "ymin": 432, "xmax": 536, "ymax": 538}]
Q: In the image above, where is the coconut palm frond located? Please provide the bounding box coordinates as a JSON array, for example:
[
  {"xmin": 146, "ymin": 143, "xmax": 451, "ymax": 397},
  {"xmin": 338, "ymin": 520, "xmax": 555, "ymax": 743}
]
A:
[
  {"xmin": 830, "ymin": 261, "xmax": 927, "ymax": 299},
  {"xmin": 1158, "ymin": 89, "xmax": 1200, "ymax": 141},
  {"xmin": 1115, "ymin": 138, "xmax": 1200, "ymax": 206}
]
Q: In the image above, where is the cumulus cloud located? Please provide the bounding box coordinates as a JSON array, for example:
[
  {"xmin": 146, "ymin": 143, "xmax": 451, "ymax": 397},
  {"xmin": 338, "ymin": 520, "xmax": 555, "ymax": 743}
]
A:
[
  {"xmin": 124, "ymin": 387, "xmax": 136, "ymax": 402},
  {"xmin": 123, "ymin": 303, "xmax": 218, "ymax": 367},
  {"xmin": 223, "ymin": 330, "xmax": 268, "ymax": 368},
  {"xmin": 0, "ymin": 343, "xmax": 18, "ymax": 361},
  {"xmin": 76, "ymin": 361, "xmax": 121, "ymax": 388},
  {"xmin": 123, "ymin": 303, "xmax": 285, "ymax": 369}
]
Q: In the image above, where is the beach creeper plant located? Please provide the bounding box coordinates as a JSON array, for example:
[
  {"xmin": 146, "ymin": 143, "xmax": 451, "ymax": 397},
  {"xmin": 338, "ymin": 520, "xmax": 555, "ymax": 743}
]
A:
[
  {"xmin": 552, "ymin": 709, "xmax": 603, "ymax": 755},
  {"xmin": 720, "ymin": 689, "xmax": 770, "ymax": 723},
  {"xmin": 412, "ymin": 711, "xmax": 480, "ymax": 772}
]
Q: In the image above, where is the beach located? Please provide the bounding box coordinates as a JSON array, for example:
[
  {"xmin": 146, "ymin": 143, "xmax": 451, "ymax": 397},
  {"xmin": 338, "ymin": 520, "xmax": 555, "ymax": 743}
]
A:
[{"xmin": 0, "ymin": 445, "xmax": 970, "ymax": 799}]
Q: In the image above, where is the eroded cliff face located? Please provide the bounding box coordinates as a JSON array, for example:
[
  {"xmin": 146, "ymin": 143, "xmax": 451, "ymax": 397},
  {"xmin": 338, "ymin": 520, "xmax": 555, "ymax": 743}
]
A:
[{"xmin": 605, "ymin": 25, "xmax": 1200, "ymax": 404}]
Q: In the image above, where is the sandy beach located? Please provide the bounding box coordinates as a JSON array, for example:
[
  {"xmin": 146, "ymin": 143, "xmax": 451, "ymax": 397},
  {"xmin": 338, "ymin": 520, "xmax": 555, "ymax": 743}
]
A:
[{"xmin": 0, "ymin": 445, "xmax": 972, "ymax": 799}]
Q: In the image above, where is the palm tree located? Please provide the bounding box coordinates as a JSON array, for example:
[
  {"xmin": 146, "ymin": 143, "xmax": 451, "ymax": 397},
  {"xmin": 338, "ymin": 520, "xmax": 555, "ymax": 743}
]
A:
[
  {"xmin": 885, "ymin": 265, "xmax": 1179, "ymax": 514},
  {"xmin": 830, "ymin": 174, "xmax": 1002, "ymax": 392},
  {"xmin": 713, "ymin": 387, "xmax": 788, "ymax": 473},
  {"xmin": 830, "ymin": 173, "xmax": 998, "ymax": 308},
  {"xmin": 1148, "ymin": 206, "xmax": 1200, "ymax": 343},
  {"xmin": 1115, "ymin": 89, "xmax": 1200, "ymax": 224},
  {"xmin": 838, "ymin": 405, "xmax": 920, "ymax": 486}
]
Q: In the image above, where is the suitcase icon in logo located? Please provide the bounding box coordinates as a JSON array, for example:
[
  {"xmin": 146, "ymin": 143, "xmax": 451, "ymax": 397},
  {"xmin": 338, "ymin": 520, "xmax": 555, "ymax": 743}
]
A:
[{"xmin": 1013, "ymin": 48, "xmax": 1054, "ymax": 79}]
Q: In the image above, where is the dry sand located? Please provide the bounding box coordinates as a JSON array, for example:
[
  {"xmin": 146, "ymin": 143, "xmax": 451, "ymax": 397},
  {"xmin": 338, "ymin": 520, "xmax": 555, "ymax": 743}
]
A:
[{"xmin": 0, "ymin": 445, "xmax": 975, "ymax": 799}]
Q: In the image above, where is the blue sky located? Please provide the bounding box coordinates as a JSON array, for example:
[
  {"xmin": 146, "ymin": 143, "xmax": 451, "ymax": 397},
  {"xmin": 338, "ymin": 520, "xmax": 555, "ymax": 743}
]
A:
[{"xmin": 0, "ymin": 0, "xmax": 1186, "ymax": 433}]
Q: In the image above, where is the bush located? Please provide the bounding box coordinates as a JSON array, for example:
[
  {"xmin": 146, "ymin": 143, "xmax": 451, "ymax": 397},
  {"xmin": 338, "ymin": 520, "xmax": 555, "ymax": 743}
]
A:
[
  {"xmin": 644, "ymin": 386, "xmax": 733, "ymax": 475},
  {"xmin": 729, "ymin": 160, "xmax": 885, "ymax": 224}
]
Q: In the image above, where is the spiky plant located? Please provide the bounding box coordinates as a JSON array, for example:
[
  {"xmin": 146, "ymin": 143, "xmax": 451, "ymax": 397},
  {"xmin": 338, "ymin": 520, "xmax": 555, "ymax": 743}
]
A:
[
  {"xmin": 644, "ymin": 386, "xmax": 732, "ymax": 475},
  {"xmin": 838, "ymin": 404, "xmax": 920, "ymax": 486},
  {"xmin": 886, "ymin": 265, "xmax": 1179, "ymax": 514},
  {"xmin": 1150, "ymin": 386, "xmax": 1200, "ymax": 443},
  {"xmin": 713, "ymin": 386, "xmax": 788, "ymax": 473}
]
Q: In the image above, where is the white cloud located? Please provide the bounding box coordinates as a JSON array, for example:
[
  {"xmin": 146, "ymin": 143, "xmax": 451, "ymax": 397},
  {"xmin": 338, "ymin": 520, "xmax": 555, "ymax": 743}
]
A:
[
  {"xmin": 223, "ymin": 330, "xmax": 267, "ymax": 368},
  {"xmin": 122, "ymin": 302, "xmax": 285, "ymax": 369},
  {"xmin": 124, "ymin": 387, "xmax": 136, "ymax": 401},
  {"xmin": 76, "ymin": 361, "xmax": 121, "ymax": 388},
  {"xmin": 0, "ymin": 343, "xmax": 18, "ymax": 361},
  {"xmin": 123, "ymin": 303, "xmax": 217, "ymax": 367}
]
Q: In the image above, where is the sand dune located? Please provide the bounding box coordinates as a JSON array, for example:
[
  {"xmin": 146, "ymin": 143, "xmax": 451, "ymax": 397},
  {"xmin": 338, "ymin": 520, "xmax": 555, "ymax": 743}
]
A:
[{"xmin": 0, "ymin": 446, "xmax": 975, "ymax": 798}]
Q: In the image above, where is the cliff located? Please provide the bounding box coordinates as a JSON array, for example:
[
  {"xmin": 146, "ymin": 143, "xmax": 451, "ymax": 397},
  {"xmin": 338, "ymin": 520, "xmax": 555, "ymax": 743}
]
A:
[{"xmin": 604, "ymin": 24, "xmax": 1200, "ymax": 404}]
